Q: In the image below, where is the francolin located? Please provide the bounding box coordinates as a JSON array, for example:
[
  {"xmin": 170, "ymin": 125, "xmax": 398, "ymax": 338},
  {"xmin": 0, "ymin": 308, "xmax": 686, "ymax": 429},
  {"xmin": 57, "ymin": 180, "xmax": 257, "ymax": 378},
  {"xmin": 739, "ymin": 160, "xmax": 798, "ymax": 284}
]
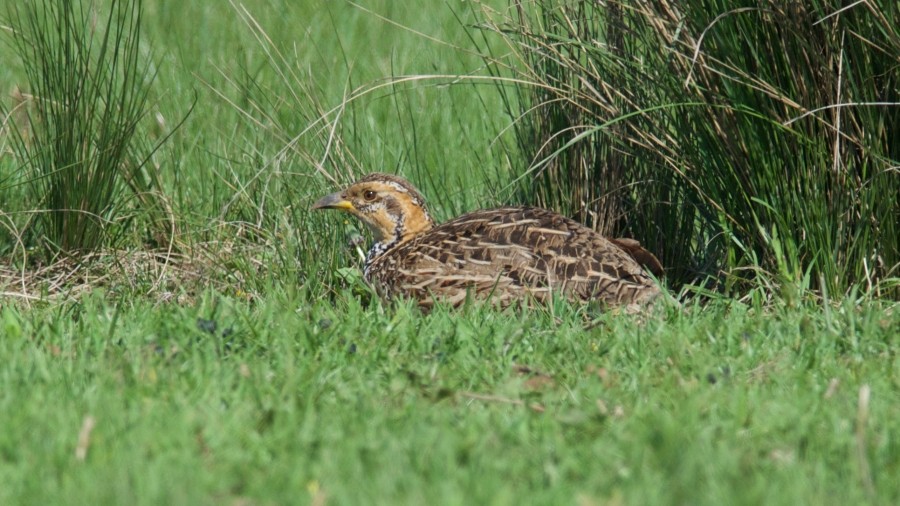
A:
[{"xmin": 312, "ymin": 173, "xmax": 663, "ymax": 310}]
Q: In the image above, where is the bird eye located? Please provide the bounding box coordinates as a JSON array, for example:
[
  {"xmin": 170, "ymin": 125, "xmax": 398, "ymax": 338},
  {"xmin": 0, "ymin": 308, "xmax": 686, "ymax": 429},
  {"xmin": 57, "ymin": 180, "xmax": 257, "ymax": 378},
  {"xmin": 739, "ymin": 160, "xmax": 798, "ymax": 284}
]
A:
[{"xmin": 363, "ymin": 190, "xmax": 377, "ymax": 201}]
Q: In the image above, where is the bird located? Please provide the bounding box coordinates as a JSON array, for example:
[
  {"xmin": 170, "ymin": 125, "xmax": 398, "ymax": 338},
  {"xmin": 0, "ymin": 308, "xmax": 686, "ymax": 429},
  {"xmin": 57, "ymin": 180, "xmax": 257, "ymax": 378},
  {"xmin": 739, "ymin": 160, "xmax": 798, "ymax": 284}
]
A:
[{"xmin": 311, "ymin": 172, "xmax": 663, "ymax": 311}]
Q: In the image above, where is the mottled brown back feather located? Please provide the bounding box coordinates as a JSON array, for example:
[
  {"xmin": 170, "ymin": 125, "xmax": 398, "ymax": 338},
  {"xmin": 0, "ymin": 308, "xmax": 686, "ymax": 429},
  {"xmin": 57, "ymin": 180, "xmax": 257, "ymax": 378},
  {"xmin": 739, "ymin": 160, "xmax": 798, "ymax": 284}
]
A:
[{"xmin": 366, "ymin": 206, "xmax": 661, "ymax": 309}]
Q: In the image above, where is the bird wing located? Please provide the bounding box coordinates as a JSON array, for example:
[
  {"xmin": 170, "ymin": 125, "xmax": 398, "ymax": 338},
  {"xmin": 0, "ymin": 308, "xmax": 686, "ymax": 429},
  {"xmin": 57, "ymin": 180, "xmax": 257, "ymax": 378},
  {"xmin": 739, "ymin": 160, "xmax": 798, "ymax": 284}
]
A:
[{"xmin": 368, "ymin": 207, "xmax": 659, "ymax": 308}]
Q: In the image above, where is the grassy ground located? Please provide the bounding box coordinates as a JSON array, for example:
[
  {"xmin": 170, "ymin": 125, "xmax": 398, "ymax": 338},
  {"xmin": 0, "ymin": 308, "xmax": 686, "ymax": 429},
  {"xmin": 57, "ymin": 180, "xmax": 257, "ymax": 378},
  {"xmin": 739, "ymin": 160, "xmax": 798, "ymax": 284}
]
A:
[
  {"xmin": 1, "ymin": 1, "xmax": 898, "ymax": 504},
  {"xmin": 1, "ymin": 294, "xmax": 897, "ymax": 505}
]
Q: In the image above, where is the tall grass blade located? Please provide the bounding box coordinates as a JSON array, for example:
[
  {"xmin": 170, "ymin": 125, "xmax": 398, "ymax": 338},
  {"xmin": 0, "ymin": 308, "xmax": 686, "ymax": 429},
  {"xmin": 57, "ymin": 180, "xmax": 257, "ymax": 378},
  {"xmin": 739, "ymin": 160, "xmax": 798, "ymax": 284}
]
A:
[
  {"xmin": 472, "ymin": 0, "xmax": 899, "ymax": 299},
  {"xmin": 1, "ymin": 0, "xmax": 175, "ymax": 259}
]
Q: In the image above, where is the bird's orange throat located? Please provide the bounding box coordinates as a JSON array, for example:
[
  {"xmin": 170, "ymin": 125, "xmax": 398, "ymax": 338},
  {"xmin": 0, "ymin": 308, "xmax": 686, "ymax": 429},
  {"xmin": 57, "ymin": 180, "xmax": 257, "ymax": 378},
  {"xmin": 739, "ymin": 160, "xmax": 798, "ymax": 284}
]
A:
[
  {"xmin": 362, "ymin": 188, "xmax": 433, "ymax": 245},
  {"xmin": 355, "ymin": 187, "xmax": 435, "ymax": 277}
]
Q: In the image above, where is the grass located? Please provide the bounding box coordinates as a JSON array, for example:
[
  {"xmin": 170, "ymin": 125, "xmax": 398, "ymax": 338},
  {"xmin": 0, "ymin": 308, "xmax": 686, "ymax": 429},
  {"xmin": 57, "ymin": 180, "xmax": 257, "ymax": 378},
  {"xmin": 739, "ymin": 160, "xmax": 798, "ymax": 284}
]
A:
[
  {"xmin": 471, "ymin": 1, "xmax": 900, "ymax": 295},
  {"xmin": 0, "ymin": 0, "xmax": 898, "ymax": 504},
  {"xmin": 2, "ymin": 0, "xmax": 172, "ymax": 258},
  {"xmin": 0, "ymin": 294, "xmax": 897, "ymax": 505}
]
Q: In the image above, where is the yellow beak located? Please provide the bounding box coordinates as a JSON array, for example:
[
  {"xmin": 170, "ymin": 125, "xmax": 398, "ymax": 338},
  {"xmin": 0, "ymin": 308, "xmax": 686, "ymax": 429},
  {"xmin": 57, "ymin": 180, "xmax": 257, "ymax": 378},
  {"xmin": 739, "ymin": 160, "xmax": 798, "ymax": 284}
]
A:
[{"xmin": 311, "ymin": 192, "xmax": 354, "ymax": 211}]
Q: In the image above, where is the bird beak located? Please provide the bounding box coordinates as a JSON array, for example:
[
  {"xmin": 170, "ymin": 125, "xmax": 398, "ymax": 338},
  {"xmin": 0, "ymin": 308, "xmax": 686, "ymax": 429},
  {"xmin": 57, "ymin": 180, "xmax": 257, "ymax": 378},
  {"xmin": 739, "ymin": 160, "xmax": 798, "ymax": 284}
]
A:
[{"xmin": 311, "ymin": 192, "xmax": 354, "ymax": 211}]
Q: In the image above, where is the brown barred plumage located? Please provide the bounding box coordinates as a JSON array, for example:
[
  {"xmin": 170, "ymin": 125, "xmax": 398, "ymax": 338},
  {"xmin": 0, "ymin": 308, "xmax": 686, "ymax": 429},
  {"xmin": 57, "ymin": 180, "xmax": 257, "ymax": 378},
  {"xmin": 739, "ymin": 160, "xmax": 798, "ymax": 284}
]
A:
[{"xmin": 312, "ymin": 173, "xmax": 663, "ymax": 310}]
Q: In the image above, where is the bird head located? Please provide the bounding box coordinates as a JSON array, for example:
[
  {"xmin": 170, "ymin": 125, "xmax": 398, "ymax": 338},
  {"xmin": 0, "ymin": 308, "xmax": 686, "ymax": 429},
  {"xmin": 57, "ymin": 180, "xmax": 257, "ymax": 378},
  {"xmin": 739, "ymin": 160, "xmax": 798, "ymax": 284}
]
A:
[{"xmin": 311, "ymin": 173, "xmax": 435, "ymax": 245}]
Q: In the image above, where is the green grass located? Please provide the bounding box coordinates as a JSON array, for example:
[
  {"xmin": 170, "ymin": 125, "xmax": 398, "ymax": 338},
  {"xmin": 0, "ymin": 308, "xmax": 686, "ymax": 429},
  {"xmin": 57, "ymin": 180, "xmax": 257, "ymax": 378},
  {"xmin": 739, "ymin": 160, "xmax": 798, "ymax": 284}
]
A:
[
  {"xmin": 1, "ymin": 294, "xmax": 897, "ymax": 505},
  {"xmin": 1, "ymin": 0, "xmax": 899, "ymax": 504},
  {"xmin": 471, "ymin": 1, "xmax": 900, "ymax": 295},
  {"xmin": 2, "ymin": 0, "xmax": 173, "ymax": 257},
  {"xmin": 1, "ymin": 0, "xmax": 516, "ymax": 280}
]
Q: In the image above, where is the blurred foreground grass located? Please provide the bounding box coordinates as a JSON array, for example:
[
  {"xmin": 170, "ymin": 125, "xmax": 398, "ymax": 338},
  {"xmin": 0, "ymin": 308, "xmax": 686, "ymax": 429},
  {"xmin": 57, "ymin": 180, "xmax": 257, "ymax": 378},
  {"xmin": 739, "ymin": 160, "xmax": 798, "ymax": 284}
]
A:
[{"xmin": 1, "ymin": 292, "xmax": 897, "ymax": 505}]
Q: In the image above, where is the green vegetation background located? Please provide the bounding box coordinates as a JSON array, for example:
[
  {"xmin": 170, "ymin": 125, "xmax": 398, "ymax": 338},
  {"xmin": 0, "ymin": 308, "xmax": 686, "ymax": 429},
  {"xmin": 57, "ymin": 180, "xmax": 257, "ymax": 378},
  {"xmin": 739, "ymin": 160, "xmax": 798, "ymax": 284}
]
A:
[{"xmin": 0, "ymin": 1, "xmax": 897, "ymax": 505}]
